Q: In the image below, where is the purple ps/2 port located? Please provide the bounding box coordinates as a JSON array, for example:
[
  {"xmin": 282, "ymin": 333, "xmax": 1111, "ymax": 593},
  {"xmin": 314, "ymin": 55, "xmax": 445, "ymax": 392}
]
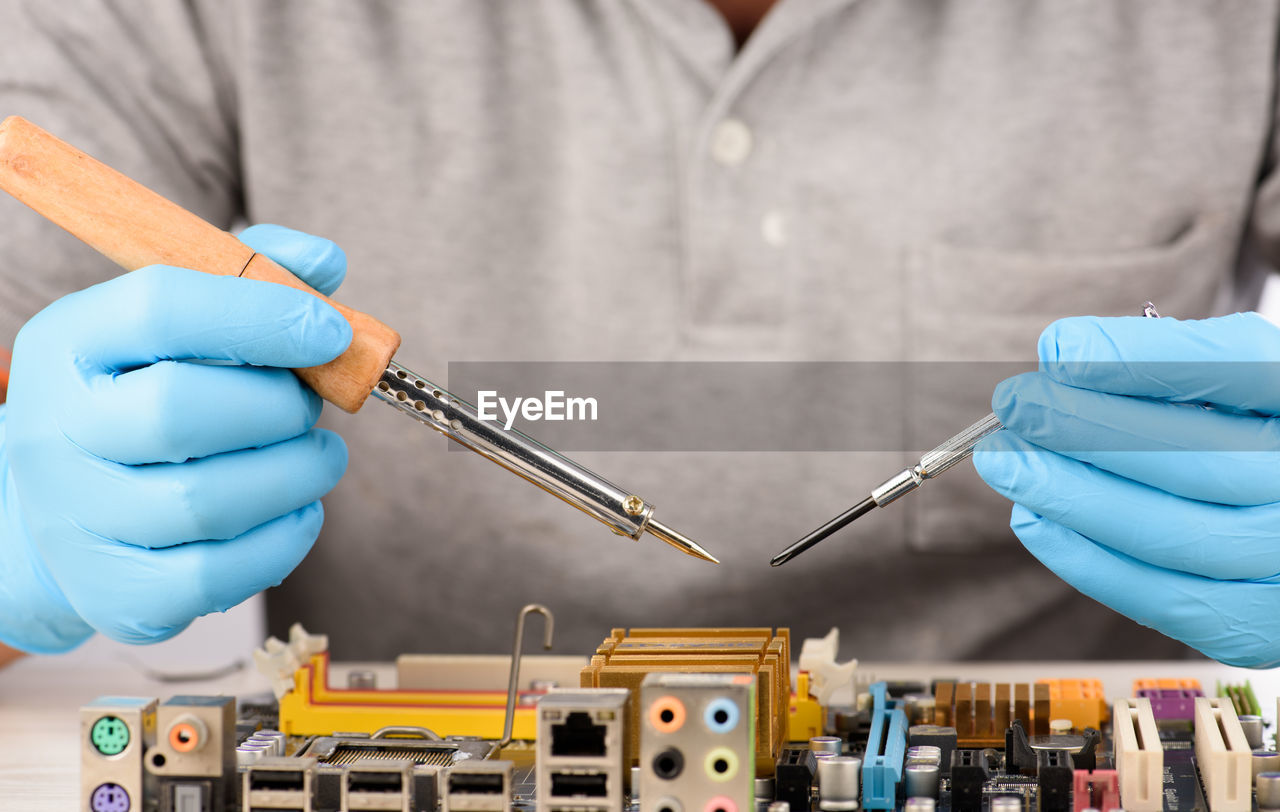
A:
[{"xmin": 90, "ymin": 783, "xmax": 131, "ymax": 812}]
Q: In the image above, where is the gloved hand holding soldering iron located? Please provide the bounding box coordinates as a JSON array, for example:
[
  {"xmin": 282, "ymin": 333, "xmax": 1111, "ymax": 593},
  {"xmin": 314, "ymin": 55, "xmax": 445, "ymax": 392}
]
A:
[
  {"xmin": 0, "ymin": 226, "xmax": 352, "ymax": 653},
  {"xmin": 974, "ymin": 312, "xmax": 1280, "ymax": 668}
]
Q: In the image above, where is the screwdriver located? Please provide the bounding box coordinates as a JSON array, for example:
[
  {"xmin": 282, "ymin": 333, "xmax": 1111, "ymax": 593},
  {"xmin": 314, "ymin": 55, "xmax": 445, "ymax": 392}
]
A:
[
  {"xmin": 770, "ymin": 302, "xmax": 1161, "ymax": 566},
  {"xmin": 0, "ymin": 116, "xmax": 717, "ymax": 564}
]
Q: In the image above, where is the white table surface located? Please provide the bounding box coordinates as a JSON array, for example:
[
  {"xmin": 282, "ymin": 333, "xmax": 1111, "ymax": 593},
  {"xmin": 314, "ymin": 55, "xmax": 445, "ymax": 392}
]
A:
[{"xmin": 3, "ymin": 657, "xmax": 1276, "ymax": 810}]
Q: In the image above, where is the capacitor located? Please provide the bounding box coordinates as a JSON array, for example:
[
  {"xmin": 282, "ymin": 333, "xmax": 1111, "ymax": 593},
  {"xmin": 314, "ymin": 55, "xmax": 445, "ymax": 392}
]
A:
[
  {"xmin": 906, "ymin": 745, "xmax": 943, "ymax": 766},
  {"xmin": 810, "ymin": 736, "xmax": 844, "ymax": 756},
  {"xmin": 904, "ymin": 798, "xmax": 936, "ymax": 812},
  {"xmin": 904, "ymin": 763, "xmax": 940, "ymax": 799},
  {"xmin": 1253, "ymin": 751, "xmax": 1280, "ymax": 779},
  {"xmin": 755, "ymin": 778, "xmax": 776, "ymax": 800},
  {"xmin": 817, "ymin": 756, "xmax": 862, "ymax": 812},
  {"xmin": 1240, "ymin": 716, "xmax": 1266, "ymax": 750},
  {"xmin": 990, "ymin": 796, "xmax": 1023, "ymax": 812},
  {"xmin": 1258, "ymin": 771, "xmax": 1280, "ymax": 810},
  {"xmin": 247, "ymin": 730, "xmax": 286, "ymax": 757},
  {"xmin": 235, "ymin": 742, "xmax": 271, "ymax": 765}
]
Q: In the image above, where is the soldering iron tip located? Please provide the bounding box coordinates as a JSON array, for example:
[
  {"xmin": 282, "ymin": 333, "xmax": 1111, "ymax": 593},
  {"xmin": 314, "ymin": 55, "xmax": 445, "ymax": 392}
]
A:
[{"xmin": 646, "ymin": 518, "xmax": 721, "ymax": 564}]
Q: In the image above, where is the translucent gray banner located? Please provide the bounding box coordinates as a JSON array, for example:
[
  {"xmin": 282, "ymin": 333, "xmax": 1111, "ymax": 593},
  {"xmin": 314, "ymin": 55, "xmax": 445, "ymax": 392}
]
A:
[{"xmin": 434, "ymin": 361, "xmax": 1280, "ymax": 453}]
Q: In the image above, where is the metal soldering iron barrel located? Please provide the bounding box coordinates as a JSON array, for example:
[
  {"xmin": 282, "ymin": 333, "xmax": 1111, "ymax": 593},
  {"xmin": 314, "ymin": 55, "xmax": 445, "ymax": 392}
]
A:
[
  {"xmin": 372, "ymin": 362, "xmax": 654, "ymax": 538},
  {"xmin": 370, "ymin": 362, "xmax": 718, "ymax": 563}
]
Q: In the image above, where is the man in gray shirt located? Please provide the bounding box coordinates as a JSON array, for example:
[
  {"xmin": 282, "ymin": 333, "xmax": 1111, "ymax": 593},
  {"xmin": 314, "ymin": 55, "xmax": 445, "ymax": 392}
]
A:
[{"xmin": 1, "ymin": 1, "xmax": 1279, "ymax": 665}]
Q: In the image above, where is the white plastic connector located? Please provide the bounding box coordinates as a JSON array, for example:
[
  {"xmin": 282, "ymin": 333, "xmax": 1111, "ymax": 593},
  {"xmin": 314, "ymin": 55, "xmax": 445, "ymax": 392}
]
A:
[
  {"xmin": 1194, "ymin": 696, "xmax": 1251, "ymax": 812},
  {"xmin": 798, "ymin": 628, "xmax": 857, "ymax": 705},
  {"xmin": 252, "ymin": 623, "xmax": 329, "ymax": 700},
  {"xmin": 1113, "ymin": 698, "xmax": 1162, "ymax": 812}
]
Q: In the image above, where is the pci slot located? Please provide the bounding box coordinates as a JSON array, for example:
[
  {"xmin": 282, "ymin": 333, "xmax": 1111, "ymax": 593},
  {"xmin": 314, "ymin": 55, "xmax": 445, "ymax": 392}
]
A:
[
  {"xmin": 1193, "ymin": 696, "xmax": 1251, "ymax": 812},
  {"xmin": 1113, "ymin": 698, "xmax": 1163, "ymax": 812},
  {"xmin": 861, "ymin": 682, "xmax": 907, "ymax": 810}
]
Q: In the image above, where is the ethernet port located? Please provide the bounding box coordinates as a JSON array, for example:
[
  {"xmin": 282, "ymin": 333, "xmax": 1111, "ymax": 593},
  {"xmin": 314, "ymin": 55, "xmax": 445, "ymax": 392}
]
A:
[{"xmin": 551, "ymin": 712, "xmax": 607, "ymax": 757}]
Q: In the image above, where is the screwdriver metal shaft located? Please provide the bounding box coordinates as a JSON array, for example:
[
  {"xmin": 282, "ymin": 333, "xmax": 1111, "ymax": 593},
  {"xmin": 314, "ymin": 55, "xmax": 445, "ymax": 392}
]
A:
[
  {"xmin": 771, "ymin": 302, "xmax": 1161, "ymax": 566},
  {"xmin": 769, "ymin": 413, "xmax": 1003, "ymax": 567}
]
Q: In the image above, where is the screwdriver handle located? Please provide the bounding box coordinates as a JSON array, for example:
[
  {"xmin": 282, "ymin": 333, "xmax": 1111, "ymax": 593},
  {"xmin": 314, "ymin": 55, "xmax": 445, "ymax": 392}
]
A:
[{"xmin": 0, "ymin": 116, "xmax": 400, "ymax": 413}]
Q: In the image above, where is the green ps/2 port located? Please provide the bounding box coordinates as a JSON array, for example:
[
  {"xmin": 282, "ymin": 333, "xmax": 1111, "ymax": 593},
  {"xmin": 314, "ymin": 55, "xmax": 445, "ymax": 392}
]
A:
[{"xmin": 90, "ymin": 716, "xmax": 131, "ymax": 756}]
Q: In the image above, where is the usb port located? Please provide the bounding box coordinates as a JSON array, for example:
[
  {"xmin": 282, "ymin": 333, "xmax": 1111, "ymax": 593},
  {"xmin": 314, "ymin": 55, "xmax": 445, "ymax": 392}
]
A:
[
  {"xmin": 348, "ymin": 771, "xmax": 404, "ymax": 794},
  {"xmin": 550, "ymin": 773, "xmax": 608, "ymax": 798},
  {"xmin": 449, "ymin": 773, "xmax": 504, "ymax": 794},
  {"xmin": 248, "ymin": 769, "xmax": 306, "ymax": 792}
]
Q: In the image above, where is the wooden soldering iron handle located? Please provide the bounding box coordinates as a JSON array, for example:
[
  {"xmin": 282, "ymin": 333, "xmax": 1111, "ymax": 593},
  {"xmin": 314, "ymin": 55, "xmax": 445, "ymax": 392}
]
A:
[{"xmin": 0, "ymin": 116, "xmax": 401, "ymax": 413}]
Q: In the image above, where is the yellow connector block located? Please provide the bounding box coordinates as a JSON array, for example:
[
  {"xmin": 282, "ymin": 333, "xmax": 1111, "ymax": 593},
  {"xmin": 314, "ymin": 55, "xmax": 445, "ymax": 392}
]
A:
[
  {"xmin": 1132, "ymin": 677, "xmax": 1202, "ymax": 693},
  {"xmin": 788, "ymin": 671, "xmax": 824, "ymax": 741},
  {"xmin": 1038, "ymin": 678, "xmax": 1109, "ymax": 730},
  {"xmin": 278, "ymin": 653, "xmax": 539, "ymax": 739}
]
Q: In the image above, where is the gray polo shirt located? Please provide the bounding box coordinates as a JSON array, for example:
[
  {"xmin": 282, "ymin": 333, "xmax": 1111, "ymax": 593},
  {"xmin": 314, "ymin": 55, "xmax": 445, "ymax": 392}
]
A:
[{"xmin": 2, "ymin": 0, "xmax": 1277, "ymax": 660}]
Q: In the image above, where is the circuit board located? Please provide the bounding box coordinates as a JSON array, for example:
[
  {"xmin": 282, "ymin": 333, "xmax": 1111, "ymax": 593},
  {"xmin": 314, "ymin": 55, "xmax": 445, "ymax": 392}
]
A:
[{"xmin": 79, "ymin": 625, "xmax": 1274, "ymax": 812}]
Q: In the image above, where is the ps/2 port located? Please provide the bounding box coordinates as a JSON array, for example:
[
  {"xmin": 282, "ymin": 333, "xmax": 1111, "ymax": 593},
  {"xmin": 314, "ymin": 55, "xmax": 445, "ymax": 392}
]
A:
[
  {"xmin": 704, "ymin": 746, "xmax": 740, "ymax": 782},
  {"xmin": 703, "ymin": 698, "xmax": 740, "ymax": 733},
  {"xmin": 90, "ymin": 716, "xmax": 130, "ymax": 756},
  {"xmin": 648, "ymin": 696, "xmax": 687, "ymax": 733},
  {"xmin": 89, "ymin": 782, "xmax": 130, "ymax": 812}
]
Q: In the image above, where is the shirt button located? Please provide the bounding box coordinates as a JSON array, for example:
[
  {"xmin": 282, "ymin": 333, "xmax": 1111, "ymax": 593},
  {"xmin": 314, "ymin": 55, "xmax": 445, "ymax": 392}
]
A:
[
  {"xmin": 710, "ymin": 118, "xmax": 753, "ymax": 166},
  {"xmin": 761, "ymin": 210, "xmax": 788, "ymax": 247}
]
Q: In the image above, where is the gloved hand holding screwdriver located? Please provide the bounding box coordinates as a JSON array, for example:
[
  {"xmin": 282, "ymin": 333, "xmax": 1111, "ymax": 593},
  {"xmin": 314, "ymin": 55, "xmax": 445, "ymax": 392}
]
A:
[
  {"xmin": 975, "ymin": 312, "xmax": 1280, "ymax": 668},
  {"xmin": 0, "ymin": 225, "xmax": 351, "ymax": 653}
]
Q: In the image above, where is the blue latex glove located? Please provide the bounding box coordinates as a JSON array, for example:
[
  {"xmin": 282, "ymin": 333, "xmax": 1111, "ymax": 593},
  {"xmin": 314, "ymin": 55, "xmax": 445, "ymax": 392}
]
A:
[
  {"xmin": 973, "ymin": 312, "xmax": 1280, "ymax": 667},
  {"xmin": 0, "ymin": 224, "xmax": 352, "ymax": 652}
]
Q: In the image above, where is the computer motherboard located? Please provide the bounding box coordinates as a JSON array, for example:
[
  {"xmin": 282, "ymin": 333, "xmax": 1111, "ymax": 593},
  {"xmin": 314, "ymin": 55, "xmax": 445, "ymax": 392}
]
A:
[{"xmin": 78, "ymin": 624, "xmax": 1276, "ymax": 812}]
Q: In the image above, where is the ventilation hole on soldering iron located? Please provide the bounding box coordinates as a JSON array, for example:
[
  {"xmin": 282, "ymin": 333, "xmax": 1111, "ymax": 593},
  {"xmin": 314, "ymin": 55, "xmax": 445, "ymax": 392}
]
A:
[
  {"xmin": 377, "ymin": 382, "xmax": 390, "ymax": 392},
  {"xmin": 433, "ymin": 389, "xmax": 443, "ymax": 398},
  {"xmin": 413, "ymin": 401, "xmax": 426, "ymax": 411},
  {"xmin": 396, "ymin": 391, "xmax": 408, "ymax": 402},
  {"xmin": 396, "ymin": 369, "xmax": 408, "ymax": 380},
  {"xmin": 414, "ymin": 379, "xmax": 425, "ymax": 388}
]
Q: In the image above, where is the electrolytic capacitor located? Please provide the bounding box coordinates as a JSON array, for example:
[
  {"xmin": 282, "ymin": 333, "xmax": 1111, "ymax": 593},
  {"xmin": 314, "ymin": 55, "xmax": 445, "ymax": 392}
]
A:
[
  {"xmin": 1258, "ymin": 771, "xmax": 1280, "ymax": 810},
  {"xmin": 1240, "ymin": 716, "xmax": 1266, "ymax": 750},
  {"xmin": 904, "ymin": 763, "xmax": 940, "ymax": 799},
  {"xmin": 990, "ymin": 796, "xmax": 1023, "ymax": 812},
  {"xmin": 817, "ymin": 756, "xmax": 861, "ymax": 812},
  {"xmin": 906, "ymin": 745, "xmax": 942, "ymax": 766},
  {"xmin": 810, "ymin": 736, "xmax": 844, "ymax": 756},
  {"xmin": 1253, "ymin": 751, "xmax": 1280, "ymax": 779}
]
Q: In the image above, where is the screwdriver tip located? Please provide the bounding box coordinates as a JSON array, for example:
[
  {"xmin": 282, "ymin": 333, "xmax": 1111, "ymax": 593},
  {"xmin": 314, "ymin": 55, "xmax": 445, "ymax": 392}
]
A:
[
  {"xmin": 646, "ymin": 518, "xmax": 720, "ymax": 564},
  {"xmin": 769, "ymin": 496, "xmax": 877, "ymax": 567}
]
